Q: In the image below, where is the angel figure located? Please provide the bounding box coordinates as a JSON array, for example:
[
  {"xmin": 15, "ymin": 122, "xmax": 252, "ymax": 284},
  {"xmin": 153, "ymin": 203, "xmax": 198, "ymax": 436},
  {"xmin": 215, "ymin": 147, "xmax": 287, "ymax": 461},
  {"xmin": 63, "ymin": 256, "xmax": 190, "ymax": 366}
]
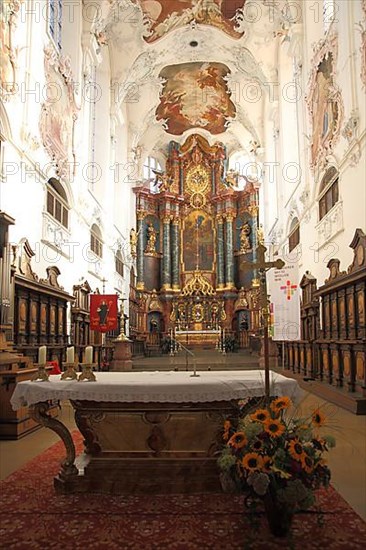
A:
[
  {"xmin": 130, "ymin": 228, "xmax": 138, "ymax": 258},
  {"xmin": 257, "ymin": 224, "xmax": 265, "ymax": 245}
]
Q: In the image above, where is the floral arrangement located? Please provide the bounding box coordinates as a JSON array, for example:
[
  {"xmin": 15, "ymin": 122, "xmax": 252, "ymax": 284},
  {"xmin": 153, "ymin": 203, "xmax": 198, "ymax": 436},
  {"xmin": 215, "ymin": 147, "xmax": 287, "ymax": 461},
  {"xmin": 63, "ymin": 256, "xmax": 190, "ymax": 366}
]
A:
[{"xmin": 218, "ymin": 397, "xmax": 335, "ymax": 512}]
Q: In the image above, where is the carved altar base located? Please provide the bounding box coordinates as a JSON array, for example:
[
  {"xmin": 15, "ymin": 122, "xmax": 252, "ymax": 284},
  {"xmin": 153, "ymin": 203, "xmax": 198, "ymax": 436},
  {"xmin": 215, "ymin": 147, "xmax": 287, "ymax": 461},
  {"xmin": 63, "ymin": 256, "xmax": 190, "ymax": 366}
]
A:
[{"xmin": 55, "ymin": 400, "xmax": 229, "ymax": 494}]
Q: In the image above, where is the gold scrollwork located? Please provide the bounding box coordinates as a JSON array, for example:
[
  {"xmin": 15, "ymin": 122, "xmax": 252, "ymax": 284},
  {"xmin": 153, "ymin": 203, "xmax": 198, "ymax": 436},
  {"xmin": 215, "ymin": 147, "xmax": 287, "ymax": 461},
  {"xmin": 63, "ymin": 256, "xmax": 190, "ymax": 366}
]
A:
[
  {"xmin": 190, "ymin": 192, "xmax": 206, "ymax": 208},
  {"xmin": 186, "ymin": 165, "xmax": 210, "ymax": 194},
  {"xmin": 181, "ymin": 270, "xmax": 215, "ymax": 296}
]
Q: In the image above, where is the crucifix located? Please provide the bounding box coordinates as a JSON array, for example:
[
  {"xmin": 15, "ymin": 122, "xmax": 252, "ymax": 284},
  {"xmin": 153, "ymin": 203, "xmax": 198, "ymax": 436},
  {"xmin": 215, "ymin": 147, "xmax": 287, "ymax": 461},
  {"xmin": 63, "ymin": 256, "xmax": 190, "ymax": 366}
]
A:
[
  {"xmin": 251, "ymin": 244, "xmax": 285, "ymax": 398},
  {"xmin": 116, "ymin": 294, "xmax": 129, "ymax": 341}
]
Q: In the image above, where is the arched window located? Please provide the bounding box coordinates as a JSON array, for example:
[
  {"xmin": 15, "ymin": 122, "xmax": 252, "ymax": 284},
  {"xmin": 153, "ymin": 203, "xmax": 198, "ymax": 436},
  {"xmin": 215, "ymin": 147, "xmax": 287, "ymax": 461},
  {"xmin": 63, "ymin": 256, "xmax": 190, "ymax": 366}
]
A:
[
  {"xmin": 115, "ymin": 250, "xmax": 124, "ymax": 277},
  {"xmin": 90, "ymin": 224, "xmax": 103, "ymax": 258},
  {"xmin": 48, "ymin": 0, "xmax": 63, "ymax": 50},
  {"xmin": 143, "ymin": 156, "xmax": 162, "ymax": 192},
  {"xmin": 288, "ymin": 218, "xmax": 300, "ymax": 252},
  {"xmin": 46, "ymin": 178, "xmax": 69, "ymax": 228},
  {"xmin": 318, "ymin": 167, "xmax": 339, "ymax": 221}
]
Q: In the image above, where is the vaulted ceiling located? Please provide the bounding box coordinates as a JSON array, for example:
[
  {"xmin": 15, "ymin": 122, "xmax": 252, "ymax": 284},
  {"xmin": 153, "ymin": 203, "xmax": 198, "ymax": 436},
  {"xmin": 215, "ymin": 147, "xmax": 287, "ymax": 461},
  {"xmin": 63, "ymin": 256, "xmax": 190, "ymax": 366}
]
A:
[{"xmin": 95, "ymin": 0, "xmax": 299, "ymax": 162}]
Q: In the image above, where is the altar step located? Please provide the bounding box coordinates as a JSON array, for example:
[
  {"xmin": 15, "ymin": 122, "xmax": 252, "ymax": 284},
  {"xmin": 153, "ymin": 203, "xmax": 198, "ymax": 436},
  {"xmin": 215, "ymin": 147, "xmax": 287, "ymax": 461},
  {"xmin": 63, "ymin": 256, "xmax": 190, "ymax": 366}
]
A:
[{"xmin": 132, "ymin": 350, "xmax": 259, "ymax": 371}]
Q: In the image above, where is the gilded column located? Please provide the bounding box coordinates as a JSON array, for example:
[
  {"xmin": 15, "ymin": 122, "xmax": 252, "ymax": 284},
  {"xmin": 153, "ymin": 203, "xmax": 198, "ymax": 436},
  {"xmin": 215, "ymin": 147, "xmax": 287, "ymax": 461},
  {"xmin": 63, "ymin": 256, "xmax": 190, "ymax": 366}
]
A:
[
  {"xmin": 136, "ymin": 212, "xmax": 145, "ymax": 290},
  {"xmin": 162, "ymin": 216, "xmax": 172, "ymax": 289},
  {"xmin": 171, "ymin": 218, "xmax": 180, "ymax": 289},
  {"xmin": 216, "ymin": 215, "xmax": 225, "ymax": 288},
  {"xmin": 224, "ymin": 213, "xmax": 235, "ymax": 288}
]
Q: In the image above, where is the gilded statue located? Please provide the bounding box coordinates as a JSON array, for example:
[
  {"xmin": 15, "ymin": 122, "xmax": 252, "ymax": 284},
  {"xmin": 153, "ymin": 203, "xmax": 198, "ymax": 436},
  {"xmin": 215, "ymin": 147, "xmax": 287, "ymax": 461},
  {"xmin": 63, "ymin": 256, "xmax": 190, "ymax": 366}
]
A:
[
  {"xmin": 240, "ymin": 222, "xmax": 251, "ymax": 253},
  {"xmin": 257, "ymin": 224, "xmax": 264, "ymax": 245},
  {"xmin": 145, "ymin": 223, "xmax": 157, "ymax": 253},
  {"xmin": 130, "ymin": 228, "xmax": 137, "ymax": 257}
]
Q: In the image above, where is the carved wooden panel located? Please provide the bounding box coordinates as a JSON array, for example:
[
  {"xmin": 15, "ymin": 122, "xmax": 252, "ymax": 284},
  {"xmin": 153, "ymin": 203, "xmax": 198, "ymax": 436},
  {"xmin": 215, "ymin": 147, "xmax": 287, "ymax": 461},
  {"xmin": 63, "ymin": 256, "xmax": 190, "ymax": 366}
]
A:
[
  {"xmin": 356, "ymin": 285, "xmax": 365, "ymax": 339},
  {"xmin": 331, "ymin": 347, "xmax": 340, "ymax": 386},
  {"xmin": 346, "ymin": 289, "xmax": 356, "ymax": 338},
  {"xmin": 355, "ymin": 351, "xmax": 365, "ymax": 390},
  {"xmin": 331, "ymin": 296, "xmax": 338, "ymax": 337},
  {"xmin": 338, "ymin": 289, "xmax": 346, "ymax": 338}
]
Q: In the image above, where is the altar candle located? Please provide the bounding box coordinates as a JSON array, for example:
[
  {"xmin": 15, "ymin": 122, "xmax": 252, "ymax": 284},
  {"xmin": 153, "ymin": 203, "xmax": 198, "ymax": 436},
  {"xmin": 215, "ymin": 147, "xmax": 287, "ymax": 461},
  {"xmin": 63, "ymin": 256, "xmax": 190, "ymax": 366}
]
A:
[
  {"xmin": 38, "ymin": 346, "xmax": 47, "ymax": 365},
  {"xmin": 66, "ymin": 346, "xmax": 74, "ymax": 364},
  {"xmin": 85, "ymin": 346, "xmax": 93, "ymax": 364}
]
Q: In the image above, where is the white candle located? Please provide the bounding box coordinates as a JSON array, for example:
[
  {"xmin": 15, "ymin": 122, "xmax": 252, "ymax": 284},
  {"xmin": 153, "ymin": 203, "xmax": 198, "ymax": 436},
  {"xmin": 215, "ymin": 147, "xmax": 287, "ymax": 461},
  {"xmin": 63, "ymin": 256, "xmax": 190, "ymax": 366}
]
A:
[
  {"xmin": 38, "ymin": 346, "xmax": 47, "ymax": 365},
  {"xmin": 66, "ymin": 346, "xmax": 74, "ymax": 364},
  {"xmin": 85, "ymin": 346, "xmax": 93, "ymax": 364}
]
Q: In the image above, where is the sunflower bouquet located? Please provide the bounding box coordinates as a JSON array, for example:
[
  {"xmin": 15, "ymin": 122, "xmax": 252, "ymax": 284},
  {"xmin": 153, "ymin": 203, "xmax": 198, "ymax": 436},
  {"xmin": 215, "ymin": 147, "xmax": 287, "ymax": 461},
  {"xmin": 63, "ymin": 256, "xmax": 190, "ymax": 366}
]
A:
[{"xmin": 218, "ymin": 397, "xmax": 335, "ymax": 512}]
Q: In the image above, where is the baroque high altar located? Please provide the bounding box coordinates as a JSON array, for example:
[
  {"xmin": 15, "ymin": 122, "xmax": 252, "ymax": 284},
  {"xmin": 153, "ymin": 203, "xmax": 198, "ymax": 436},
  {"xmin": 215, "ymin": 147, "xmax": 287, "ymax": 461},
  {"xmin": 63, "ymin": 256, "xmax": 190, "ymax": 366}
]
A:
[{"xmin": 132, "ymin": 135, "xmax": 261, "ymax": 347}]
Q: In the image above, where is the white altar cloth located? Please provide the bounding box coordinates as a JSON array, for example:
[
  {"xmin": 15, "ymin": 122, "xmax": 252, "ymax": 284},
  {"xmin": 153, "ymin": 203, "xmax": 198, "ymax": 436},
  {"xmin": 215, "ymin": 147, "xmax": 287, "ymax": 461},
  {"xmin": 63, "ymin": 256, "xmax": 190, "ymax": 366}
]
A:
[{"xmin": 11, "ymin": 370, "xmax": 302, "ymax": 410}]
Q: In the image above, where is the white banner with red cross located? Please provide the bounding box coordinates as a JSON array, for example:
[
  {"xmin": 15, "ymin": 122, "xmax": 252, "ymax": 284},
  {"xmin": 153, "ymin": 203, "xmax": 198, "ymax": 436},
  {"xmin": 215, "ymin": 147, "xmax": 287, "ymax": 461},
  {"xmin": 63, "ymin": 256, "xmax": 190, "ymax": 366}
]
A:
[{"xmin": 267, "ymin": 262, "xmax": 301, "ymax": 341}]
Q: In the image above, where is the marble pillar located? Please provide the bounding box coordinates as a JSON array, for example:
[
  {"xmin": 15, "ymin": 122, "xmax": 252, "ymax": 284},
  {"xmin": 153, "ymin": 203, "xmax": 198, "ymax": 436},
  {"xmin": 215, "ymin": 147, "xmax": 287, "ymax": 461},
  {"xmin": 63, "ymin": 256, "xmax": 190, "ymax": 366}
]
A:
[
  {"xmin": 249, "ymin": 206, "xmax": 259, "ymax": 285},
  {"xmin": 216, "ymin": 216, "xmax": 225, "ymax": 288},
  {"xmin": 162, "ymin": 216, "xmax": 172, "ymax": 289},
  {"xmin": 171, "ymin": 218, "xmax": 180, "ymax": 289},
  {"xmin": 224, "ymin": 214, "xmax": 234, "ymax": 288},
  {"xmin": 136, "ymin": 214, "xmax": 144, "ymax": 289}
]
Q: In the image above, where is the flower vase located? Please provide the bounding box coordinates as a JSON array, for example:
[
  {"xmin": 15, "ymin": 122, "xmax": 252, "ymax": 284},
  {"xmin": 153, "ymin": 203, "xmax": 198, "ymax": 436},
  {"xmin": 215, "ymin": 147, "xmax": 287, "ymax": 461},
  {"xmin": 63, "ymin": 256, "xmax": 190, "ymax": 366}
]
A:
[{"xmin": 263, "ymin": 493, "xmax": 293, "ymax": 537}]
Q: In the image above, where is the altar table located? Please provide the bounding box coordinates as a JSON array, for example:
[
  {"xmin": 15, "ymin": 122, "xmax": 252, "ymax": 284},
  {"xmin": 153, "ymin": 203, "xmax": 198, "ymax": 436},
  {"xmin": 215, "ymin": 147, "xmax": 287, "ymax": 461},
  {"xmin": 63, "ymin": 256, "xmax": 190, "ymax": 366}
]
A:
[{"xmin": 11, "ymin": 371, "xmax": 302, "ymax": 495}]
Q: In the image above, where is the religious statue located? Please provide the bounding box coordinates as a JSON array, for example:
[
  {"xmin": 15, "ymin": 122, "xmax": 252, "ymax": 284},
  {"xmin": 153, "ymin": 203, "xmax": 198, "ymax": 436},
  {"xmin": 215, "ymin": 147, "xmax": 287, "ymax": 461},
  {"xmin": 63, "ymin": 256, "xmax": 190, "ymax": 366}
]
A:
[
  {"xmin": 145, "ymin": 222, "xmax": 157, "ymax": 253},
  {"xmin": 130, "ymin": 228, "xmax": 137, "ymax": 258},
  {"xmin": 257, "ymin": 224, "xmax": 265, "ymax": 245},
  {"xmin": 153, "ymin": 170, "xmax": 172, "ymax": 192},
  {"xmin": 240, "ymin": 222, "xmax": 251, "ymax": 253}
]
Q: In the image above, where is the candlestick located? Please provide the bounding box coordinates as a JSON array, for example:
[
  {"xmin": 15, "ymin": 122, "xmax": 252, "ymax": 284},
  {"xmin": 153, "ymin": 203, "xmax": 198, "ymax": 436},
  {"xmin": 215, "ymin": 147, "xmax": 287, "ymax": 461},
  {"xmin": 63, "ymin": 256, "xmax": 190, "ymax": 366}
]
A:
[
  {"xmin": 78, "ymin": 345, "xmax": 96, "ymax": 381},
  {"xmin": 85, "ymin": 346, "xmax": 93, "ymax": 364},
  {"xmin": 66, "ymin": 347, "xmax": 74, "ymax": 364},
  {"xmin": 31, "ymin": 346, "xmax": 49, "ymax": 381},
  {"xmin": 38, "ymin": 346, "xmax": 47, "ymax": 364}
]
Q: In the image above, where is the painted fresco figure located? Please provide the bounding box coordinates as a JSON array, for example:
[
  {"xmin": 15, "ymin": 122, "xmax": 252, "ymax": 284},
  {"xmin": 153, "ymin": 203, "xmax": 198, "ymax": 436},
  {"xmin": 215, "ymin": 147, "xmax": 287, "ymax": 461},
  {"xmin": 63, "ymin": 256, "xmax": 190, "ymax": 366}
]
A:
[{"xmin": 97, "ymin": 300, "xmax": 109, "ymax": 326}]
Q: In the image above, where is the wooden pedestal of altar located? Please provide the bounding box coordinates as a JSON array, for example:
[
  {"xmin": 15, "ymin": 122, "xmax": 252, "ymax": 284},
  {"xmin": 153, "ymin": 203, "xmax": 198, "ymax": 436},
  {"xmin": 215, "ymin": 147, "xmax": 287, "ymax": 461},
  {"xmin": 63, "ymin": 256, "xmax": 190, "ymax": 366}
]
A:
[
  {"xmin": 58, "ymin": 400, "xmax": 230, "ymax": 494},
  {"xmin": 11, "ymin": 371, "xmax": 301, "ymax": 494}
]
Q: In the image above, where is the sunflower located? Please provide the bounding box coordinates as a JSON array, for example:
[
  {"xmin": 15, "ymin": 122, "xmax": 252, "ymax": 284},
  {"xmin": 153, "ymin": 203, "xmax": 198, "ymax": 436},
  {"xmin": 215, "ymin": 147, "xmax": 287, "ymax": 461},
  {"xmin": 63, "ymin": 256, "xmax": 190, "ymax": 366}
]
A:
[
  {"xmin": 312, "ymin": 409, "xmax": 326, "ymax": 427},
  {"xmin": 242, "ymin": 452, "xmax": 263, "ymax": 472},
  {"xmin": 252, "ymin": 438, "xmax": 264, "ymax": 452},
  {"xmin": 301, "ymin": 453, "xmax": 314, "ymax": 473},
  {"xmin": 250, "ymin": 409, "xmax": 270, "ymax": 423},
  {"xmin": 263, "ymin": 418, "xmax": 286, "ymax": 438},
  {"xmin": 227, "ymin": 431, "xmax": 247, "ymax": 449},
  {"xmin": 288, "ymin": 438, "xmax": 305, "ymax": 461},
  {"xmin": 270, "ymin": 396, "xmax": 292, "ymax": 413}
]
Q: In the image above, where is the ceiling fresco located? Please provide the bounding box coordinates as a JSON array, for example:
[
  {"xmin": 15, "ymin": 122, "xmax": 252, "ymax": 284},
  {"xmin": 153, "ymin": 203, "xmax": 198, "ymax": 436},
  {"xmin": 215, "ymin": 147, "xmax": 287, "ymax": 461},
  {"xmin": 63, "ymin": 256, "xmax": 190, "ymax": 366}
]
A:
[
  {"xmin": 136, "ymin": 0, "xmax": 247, "ymax": 43},
  {"xmin": 156, "ymin": 62, "xmax": 236, "ymax": 135}
]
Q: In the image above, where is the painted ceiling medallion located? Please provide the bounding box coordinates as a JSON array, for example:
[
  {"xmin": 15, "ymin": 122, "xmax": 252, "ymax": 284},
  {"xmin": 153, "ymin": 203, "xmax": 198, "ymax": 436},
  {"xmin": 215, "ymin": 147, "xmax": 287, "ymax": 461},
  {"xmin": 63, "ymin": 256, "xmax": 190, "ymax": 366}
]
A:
[
  {"xmin": 156, "ymin": 62, "xmax": 236, "ymax": 135},
  {"xmin": 137, "ymin": 0, "xmax": 246, "ymax": 43}
]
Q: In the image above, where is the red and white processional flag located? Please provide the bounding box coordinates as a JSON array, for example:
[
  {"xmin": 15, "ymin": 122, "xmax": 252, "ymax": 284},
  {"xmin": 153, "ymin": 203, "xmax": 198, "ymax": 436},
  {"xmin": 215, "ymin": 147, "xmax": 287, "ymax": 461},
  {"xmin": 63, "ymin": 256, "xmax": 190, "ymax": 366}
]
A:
[
  {"xmin": 267, "ymin": 262, "xmax": 301, "ymax": 341},
  {"xmin": 90, "ymin": 294, "xmax": 118, "ymax": 333}
]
